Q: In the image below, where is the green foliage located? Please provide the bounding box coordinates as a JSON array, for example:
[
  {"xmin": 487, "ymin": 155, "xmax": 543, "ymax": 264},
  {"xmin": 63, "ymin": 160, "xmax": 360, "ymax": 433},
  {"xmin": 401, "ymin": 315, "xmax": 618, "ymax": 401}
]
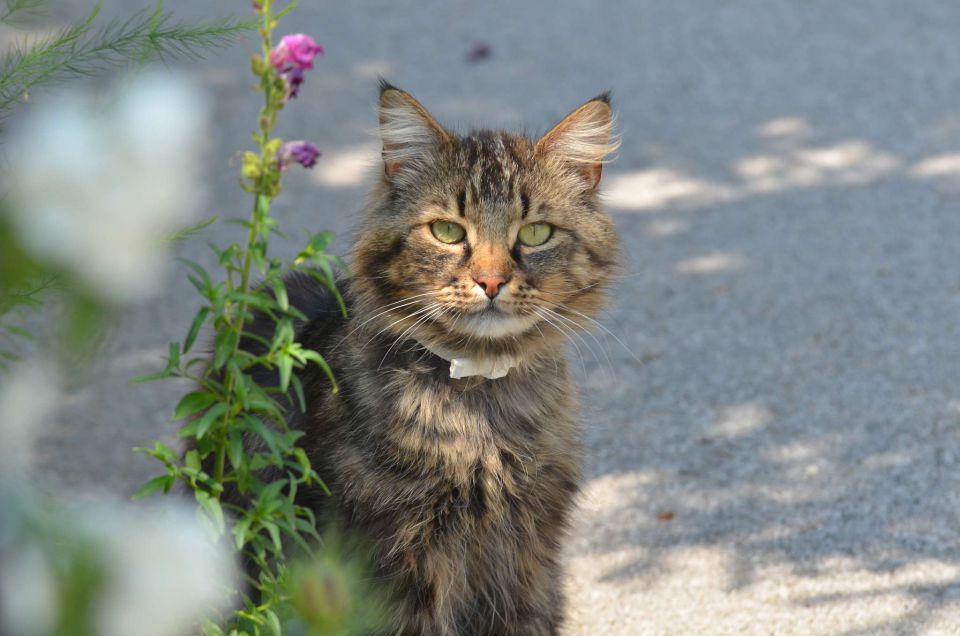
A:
[
  {"xmin": 136, "ymin": 2, "xmax": 379, "ymax": 633},
  {"xmin": 0, "ymin": 1, "xmax": 252, "ymax": 116},
  {"xmin": 0, "ymin": 0, "xmax": 47, "ymax": 27}
]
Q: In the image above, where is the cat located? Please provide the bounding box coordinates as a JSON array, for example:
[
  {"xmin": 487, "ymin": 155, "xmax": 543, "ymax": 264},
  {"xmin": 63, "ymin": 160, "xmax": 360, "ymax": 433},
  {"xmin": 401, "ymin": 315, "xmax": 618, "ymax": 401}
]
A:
[{"xmin": 241, "ymin": 80, "xmax": 619, "ymax": 635}]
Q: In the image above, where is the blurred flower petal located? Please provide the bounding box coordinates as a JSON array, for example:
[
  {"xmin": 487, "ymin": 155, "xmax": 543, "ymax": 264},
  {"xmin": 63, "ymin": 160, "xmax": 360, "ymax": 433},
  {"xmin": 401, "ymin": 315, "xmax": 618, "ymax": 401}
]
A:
[
  {"xmin": 0, "ymin": 359, "xmax": 60, "ymax": 478},
  {"xmin": 88, "ymin": 503, "xmax": 238, "ymax": 636},
  {"xmin": 4, "ymin": 72, "xmax": 210, "ymax": 302}
]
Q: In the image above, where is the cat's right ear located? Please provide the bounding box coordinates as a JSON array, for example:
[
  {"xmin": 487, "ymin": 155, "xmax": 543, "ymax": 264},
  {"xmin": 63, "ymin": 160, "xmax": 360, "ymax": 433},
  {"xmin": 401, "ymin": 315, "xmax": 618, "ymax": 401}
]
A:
[{"xmin": 378, "ymin": 80, "xmax": 450, "ymax": 179}]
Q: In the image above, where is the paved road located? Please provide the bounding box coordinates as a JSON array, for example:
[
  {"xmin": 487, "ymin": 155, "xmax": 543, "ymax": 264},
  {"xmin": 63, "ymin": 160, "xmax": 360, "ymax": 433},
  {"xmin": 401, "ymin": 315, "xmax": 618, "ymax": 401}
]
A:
[{"xmin": 34, "ymin": 1, "xmax": 960, "ymax": 633}]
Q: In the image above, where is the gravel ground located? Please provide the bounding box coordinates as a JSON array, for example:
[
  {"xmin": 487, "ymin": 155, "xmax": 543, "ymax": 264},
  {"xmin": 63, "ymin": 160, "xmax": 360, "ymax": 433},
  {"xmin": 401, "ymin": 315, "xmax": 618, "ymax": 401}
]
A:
[{"xmin": 26, "ymin": 1, "xmax": 960, "ymax": 634}]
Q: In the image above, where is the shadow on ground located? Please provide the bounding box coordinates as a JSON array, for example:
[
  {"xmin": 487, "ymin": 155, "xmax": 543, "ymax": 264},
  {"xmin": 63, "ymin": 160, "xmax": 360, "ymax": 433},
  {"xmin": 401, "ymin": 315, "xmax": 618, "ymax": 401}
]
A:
[{"xmin": 567, "ymin": 114, "xmax": 960, "ymax": 634}]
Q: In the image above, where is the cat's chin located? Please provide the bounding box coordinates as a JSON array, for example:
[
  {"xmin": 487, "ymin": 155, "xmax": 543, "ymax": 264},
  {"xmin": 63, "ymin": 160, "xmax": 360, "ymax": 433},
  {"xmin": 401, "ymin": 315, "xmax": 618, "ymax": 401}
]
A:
[{"xmin": 454, "ymin": 310, "xmax": 538, "ymax": 339}]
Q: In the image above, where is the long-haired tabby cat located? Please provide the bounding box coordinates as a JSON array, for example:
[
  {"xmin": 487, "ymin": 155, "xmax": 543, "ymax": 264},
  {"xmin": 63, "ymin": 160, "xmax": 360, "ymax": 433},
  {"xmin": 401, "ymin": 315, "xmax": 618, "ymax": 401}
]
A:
[{"xmin": 239, "ymin": 81, "xmax": 619, "ymax": 635}]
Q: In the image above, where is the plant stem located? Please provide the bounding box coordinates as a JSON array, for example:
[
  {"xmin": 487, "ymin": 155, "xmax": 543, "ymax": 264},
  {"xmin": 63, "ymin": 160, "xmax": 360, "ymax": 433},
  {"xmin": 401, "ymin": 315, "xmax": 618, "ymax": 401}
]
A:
[{"xmin": 213, "ymin": 0, "xmax": 276, "ymax": 491}]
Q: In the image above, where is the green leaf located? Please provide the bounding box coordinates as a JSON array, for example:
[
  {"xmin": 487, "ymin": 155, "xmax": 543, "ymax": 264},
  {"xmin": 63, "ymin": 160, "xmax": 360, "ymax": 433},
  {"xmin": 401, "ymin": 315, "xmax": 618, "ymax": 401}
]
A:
[
  {"xmin": 229, "ymin": 428, "xmax": 245, "ymax": 469},
  {"xmin": 245, "ymin": 416, "xmax": 280, "ymax": 461},
  {"xmin": 264, "ymin": 609, "xmax": 282, "ymax": 636},
  {"xmin": 273, "ymin": 279, "xmax": 288, "ymax": 311},
  {"xmin": 262, "ymin": 521, "xmax": 282, "ymax": 552},
  {"xmin": 135, "ymin": 441, "xmax": 179, "ymax": 464},
  {"xmin": 5, "ymin": 325, "xmax": 34, "ymax": 340},
  {"xmin": 277, "ymin": 352, "xmax": 292, "ymax": 392},
  {"xmin": 179, "ymin": 402, "xmax": 228, "ymax": 439},
  {"xmin": 168, "ymin": 341, "xmax": 181, "ymax": 369},
  {"xmin": 258, "ymin": 479, "xmax": 286, "ymax": 506},
  {"xmin": 130, "ymin": 369, "xmax": 171, "ymax": 384},
  {"xmin": 274, "ymin": 1, "xmax": 299, "ymax": 20},
  {"xmin": 184, "ymin": 449, "xmax": 201, "ymax": 471},
  {"xmin": 132, "ymin": 474, "xmax": 174, "ymax": 499},
  {"xmin": 290, "ymin": 374, "xmax": 306, "ymax": 412},
  {"xmin": 223, "ymin": 218, "xmax": 252, "ymax": 230},
  {"xmin": 231, "ymin": 515, "xmax": 252, "ymax": 550},
  {"xmin": 183, "ymin": 307, "xmax": 211, "ymax": 353},
  {"xmin": 213, "ymin": 328, "xmax": 239, "ymax": 370},
  {"xmin": 172, "ymin": 390, "xmax": 217, "ymax": 420},
  {"xmin": 226, "ymin": 291, "xmax": 275, "ymax": 311},
  {"xmin": 196, "ymin": 490, "xmax": 226, "ymax": 535},
  {"xmin": 166, "ymin": 216, "xmax": 218, "ymax": 245},
  {"xmin": 308, "ymin": 230, "xmax": 334, "ymax": 252},
  {"xmin": 302, "ymin": 349, "xmax": 337, "ymax": 393}
]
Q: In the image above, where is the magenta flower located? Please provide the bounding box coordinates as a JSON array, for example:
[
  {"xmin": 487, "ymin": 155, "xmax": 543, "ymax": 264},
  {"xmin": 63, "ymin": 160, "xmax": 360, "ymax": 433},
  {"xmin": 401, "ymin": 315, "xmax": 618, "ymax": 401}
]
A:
[
  {"xmin": 269, "ymin": 34, "xmax": 324, "ymax": 72},
  {"xmin": 278, "ymin": 141, "xmax": 321, "ymax": 170}
]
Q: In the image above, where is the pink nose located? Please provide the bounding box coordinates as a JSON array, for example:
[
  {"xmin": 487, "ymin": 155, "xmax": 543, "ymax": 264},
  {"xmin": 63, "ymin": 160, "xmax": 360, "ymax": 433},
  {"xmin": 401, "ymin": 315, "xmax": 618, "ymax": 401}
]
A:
[{"xmin": 473, "ymin": 273, "xmax": 510, "ymax": 299}]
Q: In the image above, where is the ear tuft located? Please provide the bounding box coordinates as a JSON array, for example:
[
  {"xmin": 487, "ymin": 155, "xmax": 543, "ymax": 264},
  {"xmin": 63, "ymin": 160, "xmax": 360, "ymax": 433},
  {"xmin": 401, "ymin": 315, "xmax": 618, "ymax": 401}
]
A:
[
  {"xmin": 592, "ymin": 90, "xmax": 612, "ymax": 105},
  {"xmin": 377, "ymin": 76, "xmax": 397, "ymax": 96},
  {"xmin": 377, "ymin": 82, "xmax": 449, "ymax": 179},
  {"xmin": 535, "ymin": 95, "xmax": 619, "ymax": 189}
]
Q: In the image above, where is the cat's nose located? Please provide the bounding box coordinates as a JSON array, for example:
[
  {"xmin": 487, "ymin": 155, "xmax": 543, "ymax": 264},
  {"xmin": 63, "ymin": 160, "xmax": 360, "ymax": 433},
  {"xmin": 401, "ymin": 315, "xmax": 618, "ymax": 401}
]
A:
[{"xmin": 473, "ymin": 273, "xmax": 511, "ymax": 299}]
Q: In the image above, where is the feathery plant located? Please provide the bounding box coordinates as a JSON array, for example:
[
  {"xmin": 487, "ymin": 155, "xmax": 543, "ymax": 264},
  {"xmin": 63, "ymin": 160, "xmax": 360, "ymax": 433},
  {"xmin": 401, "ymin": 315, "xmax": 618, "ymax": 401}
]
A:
[
  {"xmin": 135, "ymin": 2, "xmax": 382, "ymax": 634},
  {"xmin": 0, "ymin": 0, "xmax": 249, "ymax": 115}
]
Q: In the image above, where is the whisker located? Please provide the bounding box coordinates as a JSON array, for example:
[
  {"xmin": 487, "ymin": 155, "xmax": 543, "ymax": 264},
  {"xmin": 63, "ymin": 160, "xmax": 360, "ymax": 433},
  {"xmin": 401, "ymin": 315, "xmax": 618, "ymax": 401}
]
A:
[
  {"xmin": 378, "ymin": 305, "xmax": 446, "ymax": 370},
  {"xmin": 536, "ymin": 305, "xmax": 613, "ymax": 377},
  {"xmin": 360, "ymin": 303, "xmax": 439, "ymax": 353},
  {"xmin": 536, "ymin": 296, "xmax": 641, "ymax": 363},
  {"xmin": 335, "ymin": 292, "xmax": 438, "ymax": 351},
  {"xmin": 536, "ymin": 306, "xmax": 606, "ymax": 374},
  {"xmin": 532, "ymin": 307, "xmax": 587, "ymax": 376}
]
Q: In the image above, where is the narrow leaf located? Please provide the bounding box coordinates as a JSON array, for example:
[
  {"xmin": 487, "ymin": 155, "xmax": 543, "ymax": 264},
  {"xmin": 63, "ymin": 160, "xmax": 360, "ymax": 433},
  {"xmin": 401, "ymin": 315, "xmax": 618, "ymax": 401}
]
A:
[
  {"xmin": 172, "ymin": 390, "xmax": 217, "ymax": 420},
  {"xmin": 212, "ymin": 328, "xmax": 238, "ymax": 370},
  {"xmin": 132, "ymin": 474, "xmax": 173, "ymax": 499},
  {"xmin": 183, "ymin": 306, "xmax": 210, "ymax": 353}
]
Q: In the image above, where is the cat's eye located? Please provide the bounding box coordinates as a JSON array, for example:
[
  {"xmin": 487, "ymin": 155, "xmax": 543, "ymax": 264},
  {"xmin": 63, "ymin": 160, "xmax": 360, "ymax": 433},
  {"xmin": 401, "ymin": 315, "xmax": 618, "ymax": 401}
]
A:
[
  {"xmin": 517, "ymin": 222, "xmax": 553, "ymax": 247},
  {"xmin": 430, "ymin": 220, "xmax": 466, "ymax": 244}
]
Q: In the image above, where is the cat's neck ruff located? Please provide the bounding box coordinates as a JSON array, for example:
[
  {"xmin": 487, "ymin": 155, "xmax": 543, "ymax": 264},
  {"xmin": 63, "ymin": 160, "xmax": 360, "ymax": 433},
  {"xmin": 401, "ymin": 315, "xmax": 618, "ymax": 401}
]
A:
[{"xmin": 417, "ymin": 340, "xmax": 520, "ymax": 380}]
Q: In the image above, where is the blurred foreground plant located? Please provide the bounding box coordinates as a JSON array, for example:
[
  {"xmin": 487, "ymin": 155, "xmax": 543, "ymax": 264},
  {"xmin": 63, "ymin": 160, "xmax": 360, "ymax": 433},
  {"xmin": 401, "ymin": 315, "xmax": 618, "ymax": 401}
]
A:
[
  {"xmin": 0, "ymin": 0, "xmax": 249, "ymax": 362},
  {"xmin": 0, "ymin": 361, "xmax": 239, "ymax": 636}
]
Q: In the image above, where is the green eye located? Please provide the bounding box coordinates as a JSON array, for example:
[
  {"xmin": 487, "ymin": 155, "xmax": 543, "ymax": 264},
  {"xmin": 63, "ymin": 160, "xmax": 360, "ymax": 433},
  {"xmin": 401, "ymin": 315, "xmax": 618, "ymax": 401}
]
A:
[
  {"xmin": 430, "ymin": 220, "xmax": 466, "ymax": 244},
  {"xmin": 517, "ymin": 222, "xmax": 553, "ymax": 247}
]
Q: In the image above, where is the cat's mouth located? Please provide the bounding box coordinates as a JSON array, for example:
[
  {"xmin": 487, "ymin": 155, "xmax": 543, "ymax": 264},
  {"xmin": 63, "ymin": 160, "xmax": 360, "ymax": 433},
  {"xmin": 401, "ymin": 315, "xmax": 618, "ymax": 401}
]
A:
[
  {"xmin": 452, "ymin": 301, "xmax": 537, "ymax": 339},
  {"xmin": 476, "ymin": 302, "xmax": 505, "ymax": 315}
]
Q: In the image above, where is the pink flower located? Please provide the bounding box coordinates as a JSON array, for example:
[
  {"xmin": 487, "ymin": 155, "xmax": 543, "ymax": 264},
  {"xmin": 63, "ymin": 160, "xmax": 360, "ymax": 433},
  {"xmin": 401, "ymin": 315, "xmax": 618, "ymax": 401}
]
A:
[
  {"xmin": 269, "ymin": 34, "xmax": 324, "ymax": 72},
  {"xmin": 277, "ymin": 141, "xmax": 321, "ymax": 170}
]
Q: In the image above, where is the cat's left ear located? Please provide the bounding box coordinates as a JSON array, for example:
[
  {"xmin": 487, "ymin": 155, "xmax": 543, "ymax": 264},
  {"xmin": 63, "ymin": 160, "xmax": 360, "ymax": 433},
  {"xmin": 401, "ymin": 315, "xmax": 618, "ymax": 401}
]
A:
[
  {"xmin": 378, "ymin": 80, "xmax": 451, "ymax": 179},
  {"xmin": 535, "ymin": 93, "xmax": 619, "ymax": 189}
]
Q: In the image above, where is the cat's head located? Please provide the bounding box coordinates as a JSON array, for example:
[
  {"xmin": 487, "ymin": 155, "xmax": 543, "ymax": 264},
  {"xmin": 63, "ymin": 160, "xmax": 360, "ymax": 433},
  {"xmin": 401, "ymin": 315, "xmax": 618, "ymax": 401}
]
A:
[{"xmin": 351, "ymin": 81, "xmax": 619, "ymax": 361}]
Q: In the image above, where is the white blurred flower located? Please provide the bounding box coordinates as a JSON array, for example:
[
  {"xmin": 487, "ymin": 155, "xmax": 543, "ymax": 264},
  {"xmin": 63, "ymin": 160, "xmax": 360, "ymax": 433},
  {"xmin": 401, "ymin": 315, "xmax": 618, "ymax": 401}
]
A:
[
  {"xmin": 0, "ymin": 544, "xmax": 57, "ymax": 636},
  {"xmin": 1, "ymin": 500, "xmax": 238, "ymax": 636},
  {"xmin": 5, "ymin": 72, "xmax": 209, "ymax": 302},
  {"xmin": 0, "ymin": 358, "xmax": 60, "ymax": 478},
  {"xmin": 86, "ymin": 503, "xmax": 238, "ymax": 636}
]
